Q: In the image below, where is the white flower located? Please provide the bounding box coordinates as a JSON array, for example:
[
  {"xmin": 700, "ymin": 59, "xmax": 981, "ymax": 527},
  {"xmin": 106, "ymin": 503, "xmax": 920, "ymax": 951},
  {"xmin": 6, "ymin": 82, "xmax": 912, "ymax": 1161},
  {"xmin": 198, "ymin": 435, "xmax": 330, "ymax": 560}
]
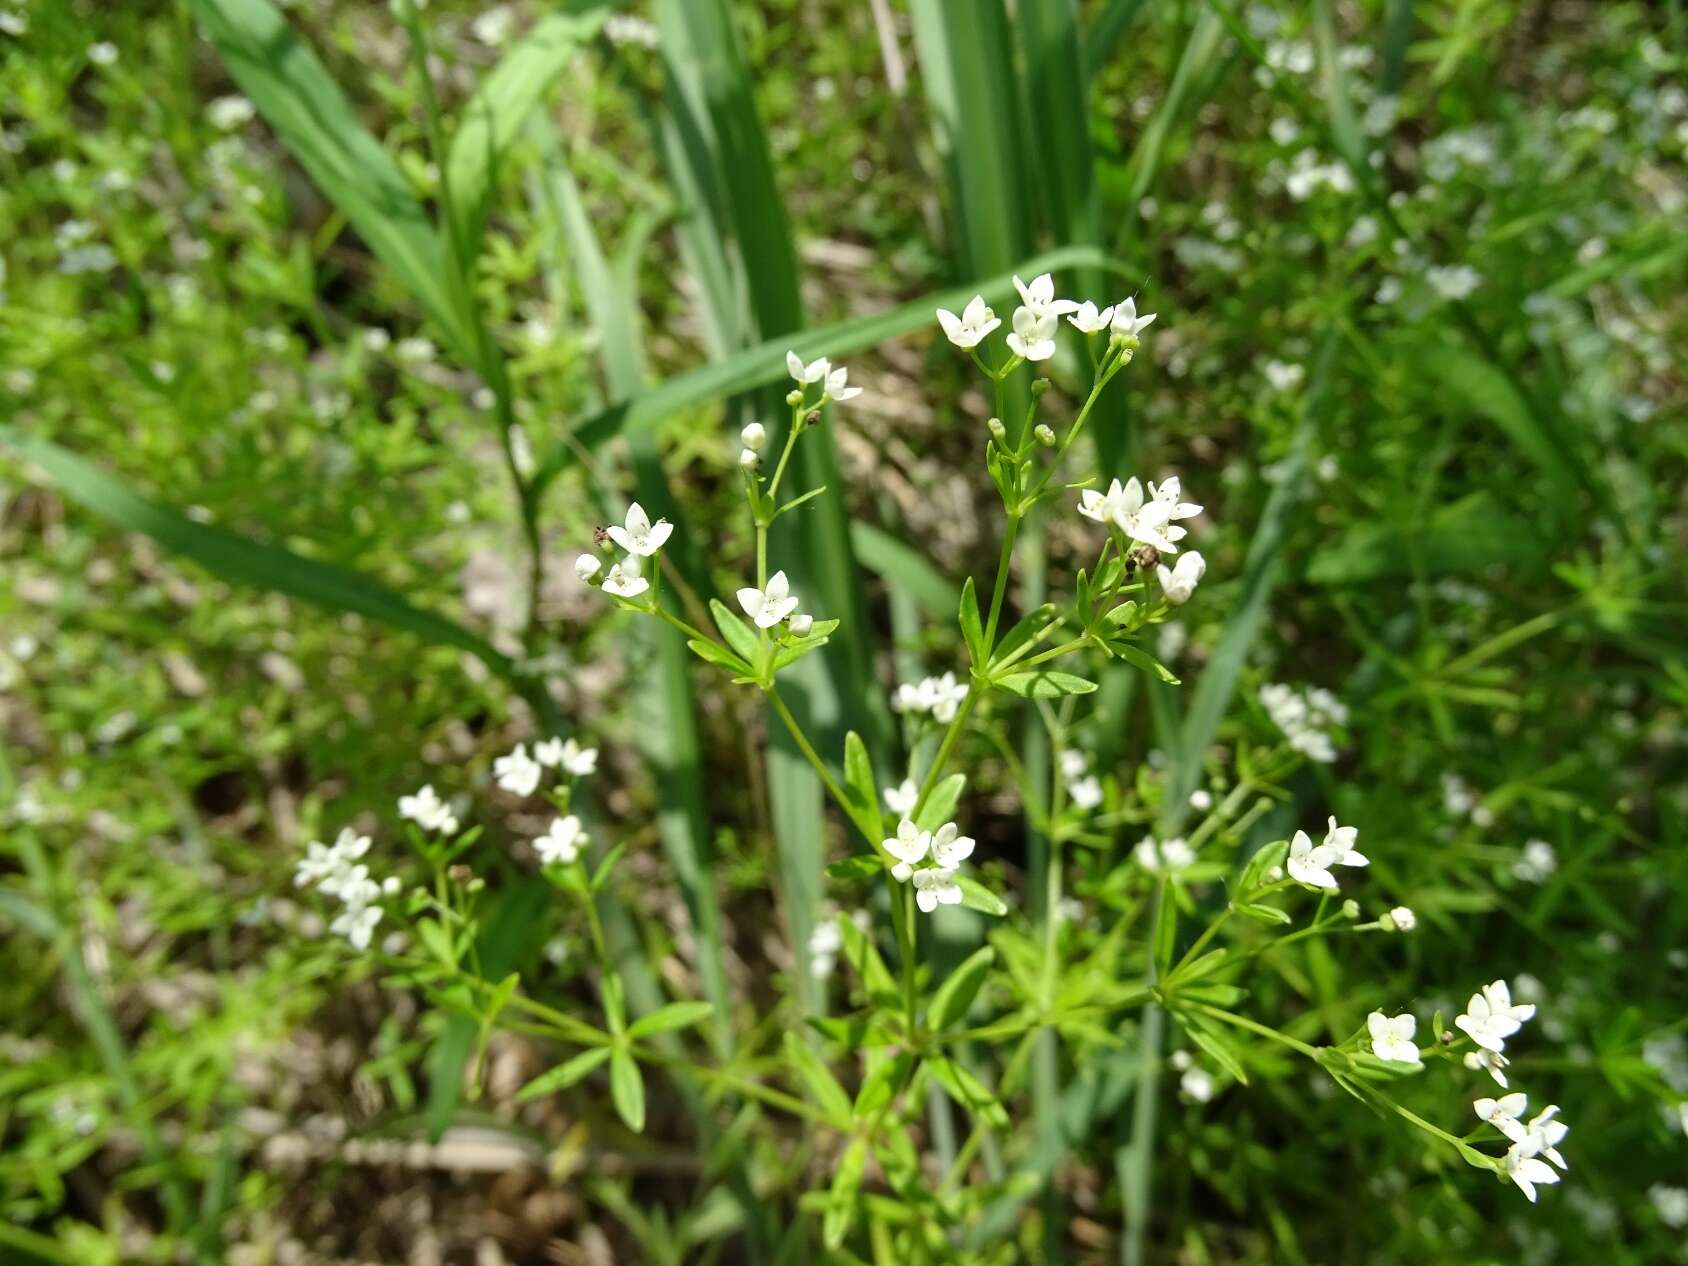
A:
[
  {"xmin": 493, "ymin": 744, "xmax": 543, "ymax": 797},
  {"xmin": 737, "ymin": 570, "xmax": 800, "ymax": 628},
  {"xmin": 788, "ymin": 613, "xmax": 814, "ymax": 637},
  {"xmin": 1264, "ymin": 359, "xmax": 1305, "ymax": 392},
  {"xmin": 330, "ymin": 903, "xmax": 383, "ymax": 950},
  {"xmin": 1513, "ymin": 839, "xmax": 1557, "ymax": 883},
  {"xmin": 808, "ymin": 920, "xmax": 843, "ymax": 980},
  {"xmin": 786, "ymin": 350, "xmax": 830, "ymax": 384},
  {"xmin": 601, "ymin": 557, "xmax": 649, "ymax": 599},
  {"xmin": 1069, "ymin": 775, "xmax": 1102, "ymax": 811},
  {"xmin": 741, "ymin": 421, "xmax": 767, "ymax": 450},
  {"xmin": 561, "ymin": 738, "xmax": 598, "ymax": 776},
  {"xmin": 1286, "ymin": 829, "xmax": 1338, "ymax": 890},
  {"xmin": 1156, "ymin": 551, "xmax": 1207, "ymax": 604},
  {"xmin": 739, "ymin": 447, "xmax": 761, "ymax": 469},
  {"xmin": 1135, "ymin": 836, "xmax": 1194, "ymax": 873},
  {"xmin": 1501, "ymin": 1110, "xmax": 1568, "ymax": 1204},
  {"xmin": 936, "ymin": 295, "xmax": 1001, "ymax": 349},
  {"xmin": 822, "ymin": 363, "xmax": 862, "ymax": 403},
  {"xmin": 607, "ymin": 502, "xmax": 673, "ymax": 557},
  {"xmin": 1066, "ymin": 300, "xmax": 1115, "ymax": 334},
  {"xmin": 883, "ymin": 818, "xmax": 931, "ymax": 882},
  {"xmin": 534, "ymin": 815, "xmax": 585, "ymax": 865},
  {"xmin": 1515, "ymin": 1104, "xmax": 1568, "ymax": 1170},
  {"xmin": 1464, "ymin": 1047, "xmax": 1511, "ymax": 1087},
  {"xmin": 320, "ymin": 861, "xmax": 379, "ymax": 906},
  {"xmin": 87, "ymin": 41, "xmax": 118, "ymax": 66},
  {"xmin": 913, "ymin": 866, "xmax": 963, "ymax": 912},
  {"xmin": 1077, "ymin": 478, "xmax": 1133, "ymax": 525},
  {"xmin": 1427, "ymin": 264, "xmax": 1482, "ymax": 300},
  {"xmin": 1006, "ymin": 306, "xmax": 1059, "ymax": 362},
  {"xmin": 1012, "ymin": 273, "xmax": 1078, "ymax": 320},
  {"xmin": 575, "ymin": 553, "xmax": 602, "ymax": 582},
  {"xmin": 1474, "ymin": 1091, "xmax": 1530, "ymax": 1140},
  {"xmin": 927, "ymin": 672, "xmax": 968, "ymax": 722},
  {"xmin": 1260, "ymin": 682, "xmax": 1344, "ymax": 763},
  {"xmin": 1504, "ymin": 1143, "xmax": 1561, "ymax": 1203},
  {"xmin": 1059, "ymin": 749, "xmax": 1089, "ymax": 782},
  {"xmin": 1648, "ymin": 1186, "xmax": 1688, "ymax": 1229},
  {"xmin": 207, "ymin": 95, "xmax": 255, "ymax": 130},
  {"xmin": 1149, "ymin": 475, "xmax": 1204, "ymax": 523},
  {"xmin": 1189, "ymin": 788, "xmax": 1213, "ymax": 811},
  {"xmin": 884, "ymin": 779, "xmax": 919, "ymax": 817},
  {"xmin": 398, "ymin": 784, "xmax": 459, "ymax": 835},
  {"xmin": 930, "ymin": 822, "xmax": 975, "ymax": 870},
  {"xmin": 1109, "ymin": 296, "xmax": 1157, "ymax": 338},
  {"xmin": 294, "ymin": 841, "xmax": 343, "ymax": 888},
  {"xmin": 1109, "ymin": 477, "xmax": 1183, "ymax": 553},
  {"xmin": 1380, "ymin": 905, "xmax": 1416, "ymax": 932},
  {"xmin": 1320, "ymin": 817, "xmax": 1368, "ymax": 869},
  {"xmin": 1455, "ymin": 979, "xmax": 1536, "ymax": 1053},
  {"xmin": 1367, "ymin": 1012, "xmax": 1421, "ymax": 1065},
  {"xmin": 1180, "ymin": 1066, "xmax": 1216, "ymax": 1102}
]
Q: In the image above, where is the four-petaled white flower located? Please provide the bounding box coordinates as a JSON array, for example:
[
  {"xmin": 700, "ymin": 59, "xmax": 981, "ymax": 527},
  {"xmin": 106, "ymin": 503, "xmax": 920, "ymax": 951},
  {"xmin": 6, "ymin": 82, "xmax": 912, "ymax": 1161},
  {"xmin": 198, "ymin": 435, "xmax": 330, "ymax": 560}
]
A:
[
  {"xmin": 930, "ymin": 822, "xmax": 975, "ymax": 869},
  {"xmin": 330, "ymin": 903, "xmax": 383, "ymax": 950},
  {"xmin": 1475, "ymin": 1092, "xmax": 1529, "ymax": 1139},
  {"xmin": 1012, "ymin": 273, "xmax": 1078, "ymax": 320},
  {"xmin": 534, "ymin": 815, "xmax": 586, "ymax": 865},
  {"xmin": 1501, "ymin": 1106, "xmax": 1569, "ymax": 1203},
  {"xmin": 786, "ymin": 350, "xmax": 830, "ymax": 384},
  {"xmin": 1077, "ymin": 478, "xmax": 1134, "ymax": 525},
  {"xmin": 1455, "ymin": 979, "xmax": 1536, "ymax": 1053},
  {"xmin": 1067, "ymin": 300, "xmax": 1115, "ymax": 334},
  {"xmin": 535, "ymin": 737, "xmax": 596, "ymax": 776},
  {"xmin": 398, "ymin": 784, "xmax": 459, "ymax": 836},
  {"xmin": 1007, "ymin": 306, "xmax": 1059, "ymax": 362},
  {"xmin": 1069, "ymin": 775, "xmax": 1102, "ymax": 811},
  {"xmin": 936, "ymin": 295, "xmax": 1001, "ymax": 349},
  {"xmin": 1286, "ymin": 829, "xmax": 1338, "ymax": 889},
  {"xmin": 1148, "ymin": 475, "xmax": 1203, "ymax": 523},
  {"xmin": 1464, "ymin": 1047, "xmax": 1511, "ymax": 1087},
  {"xmin": 493, "ymin": 744, "xmax": 543, "ymax": 797},
  {"xmin": 1110, "ymin": 297, "xmax": 1157, "ymax": 338},
  {"xmin": 1367, "ymin": 1011, "xmax": 1421, "ymax": 1065},
  {"xmin": 883, "ymin": 817, "xmax": 931, "ymax": 882},
  {"xmin": 607, "ymin": 502, "xmax": 673, "ymax": 557},
  {"xmin": 1156, "ymin": 551, "xmax": 1207, "ymax": 604},
  {"xmin": 913, "ymin": 866, "xmax": 962, "ymax": 912},
  {"xmin": 1112, "ymin": 477, "xmax": 1185, "ymax": 553},
  {"xmin": 822, "ymin": 363, "xmax": 862, "ymax": 403},
  {"xmin": 294, "ymin": 840, "xmax": 345, "ymax": 888},
  {"xmin": 1320, "ymin": 817, "xmax": 1368, "ymax": 869},
  {"xmin": 884, "ymin": 778, "xmax": 919, "ymax": 817},
  {"xmin": 737, "ymin": 569, "xmax": 801, "ymax": 628},
  {"xmin": 602, "ymin": 557, "xmax": 649, "ymax": 599}
]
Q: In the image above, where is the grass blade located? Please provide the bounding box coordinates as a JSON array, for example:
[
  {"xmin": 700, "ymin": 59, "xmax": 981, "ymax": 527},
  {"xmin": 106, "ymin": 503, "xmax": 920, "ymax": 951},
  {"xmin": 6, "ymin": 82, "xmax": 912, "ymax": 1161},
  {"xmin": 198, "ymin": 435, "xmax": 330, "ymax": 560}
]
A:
[
  {"xmin": 1084, "ymin": 0, "xmax": 1149, "ymax": 75},
  {"xmin": 1017, "ymin": 0, "xmax": 1100, "ymax": 268},
  {"xmin": 849, "ymin": 521, "xmax": 962, "ymax": 620}
]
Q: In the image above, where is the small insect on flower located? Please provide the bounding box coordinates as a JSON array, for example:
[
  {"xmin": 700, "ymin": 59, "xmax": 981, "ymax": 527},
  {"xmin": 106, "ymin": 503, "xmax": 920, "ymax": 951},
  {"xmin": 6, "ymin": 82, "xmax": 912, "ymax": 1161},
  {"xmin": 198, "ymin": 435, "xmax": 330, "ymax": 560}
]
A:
[
  {"xmin": 607, "ymin": 502, "xmax": 673, "ymax": 557},
  {"xmin": 737, "ymin": 570, "xmax": 801, "ymax": 629},
  {"xmin": 493, "ymin": 744, "xmax": 543, "ymax": 797},
  {"xmin": 534, "ymin": 815, "xmax": 586, "ymax": 865},
  {"xmin": 1464, "ymin": 1047, "xmax": 1511, "ymax": 1087},
  {"xmin": 1367, "ymin": 1011, "xmax": 1422, "ymax": 1065},
  {"xmin": 883, "ymin": 818, "xmax": 931, "ymax": 882},
  {"xmin": 936, "ymin": 295, "xmax": 1001, "ymax": 349}
]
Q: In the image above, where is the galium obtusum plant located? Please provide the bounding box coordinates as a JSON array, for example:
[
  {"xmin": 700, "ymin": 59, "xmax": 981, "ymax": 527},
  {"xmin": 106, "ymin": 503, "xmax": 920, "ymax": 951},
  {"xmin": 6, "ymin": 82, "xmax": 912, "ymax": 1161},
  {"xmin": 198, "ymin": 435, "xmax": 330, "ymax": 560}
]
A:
[{"xmin": 292, "ymin": 276, "xmax": 1571, "ymax": 1250}]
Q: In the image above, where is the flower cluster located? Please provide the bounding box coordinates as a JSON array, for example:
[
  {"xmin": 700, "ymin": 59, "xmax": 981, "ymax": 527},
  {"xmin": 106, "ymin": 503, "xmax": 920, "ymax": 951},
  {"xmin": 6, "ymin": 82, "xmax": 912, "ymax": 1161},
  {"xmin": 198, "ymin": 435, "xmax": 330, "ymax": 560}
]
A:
[
  {"xmin": 1285, "ymin": 816, "xmax": 1368, "ymax": 891},
  {"xmin": 785, "ymin": 351, "xmax": 862, "ymax": 404},
  {"xmin": 892, "ymin": 672, "xmax": 969, "ymax": 724},
  {"xmin": 576, "ymin": 502, "xmax": 674, "ymax": 601},
  {"xmin": 935, "ymin": 274, "xmax": 1155, "ymax": 364},
  {"xmin": 1475, "ymin": 1093, "xmax": 1570, "ymax": 1202},
  {"xmin": 1076, "ymin": 475, "xmax": 1203, "ymax": 560},
  {"xmin": 294, "ymin": 827, "xmax": 397, "ymax": 949},
  {"xmin": 1456, "ymin": 978, "xmax": 1536, "ymax": 1087},
  {"xmin": 493, "ymin": 736, "xmax": 597, "ymax": 797},
  {"xmin": 1259, "ymin": 681, "xmax": 1348, "ymax": 763},
  {"xmin": 1134, "ymin": 834, "xmax": 1195, "ymax": 874},
  {"xmin": 1058, "ymin": 749, "xmax": 1102, "ymax": 812},
  {"xmin": 882, "ymin": 817, "xmax": 975, "ymax": 913}
]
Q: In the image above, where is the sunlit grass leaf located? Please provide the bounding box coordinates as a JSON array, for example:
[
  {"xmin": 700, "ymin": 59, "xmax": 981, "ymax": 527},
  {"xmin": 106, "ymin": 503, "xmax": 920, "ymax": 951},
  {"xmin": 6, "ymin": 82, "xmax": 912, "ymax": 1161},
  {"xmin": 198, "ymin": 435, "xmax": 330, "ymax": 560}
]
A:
[
  {"xmin": 850, "ymin": 521, "xmax": 963, "ymax": 622},
  {"xmin": 1, "ymin": 427, "xmax": 516, "ymax": 682},
  {"xmin": 1306, "ymin": 493, "xmax": 1548, "ymax": 584},
  {"xmin": 189, "ymin": 0, "xmax": 477, "ymax": 367}
]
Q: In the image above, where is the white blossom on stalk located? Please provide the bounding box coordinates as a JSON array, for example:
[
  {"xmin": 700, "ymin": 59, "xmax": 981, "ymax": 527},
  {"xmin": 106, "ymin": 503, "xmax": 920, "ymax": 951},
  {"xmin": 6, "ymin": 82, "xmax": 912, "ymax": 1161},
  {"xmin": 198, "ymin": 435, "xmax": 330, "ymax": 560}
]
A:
[
  {"xmin": 1007, "ymin": 307, "xmax": 1059, "ymax": 362},
  {"xmin": 808, "ymin": 920, "xmax": 843, "ymax": 980},
  {"xmin": 536, "ymin": 737, "xmax": 597, "ymax": 776},
  {"xmin": 913, "ymin": 866, "xmax": 962, "ymax": 913},
  {"xmin": 1149, "ymin": 475, "xmax": 1203, "ymax": 523},
  {"xmin": 1156, "ymin": 551, "xmax": 1207, "ymax": 604},
  {"xmin": 822, "ymin": 363, "xmax": 862, "ymax": 403},
  {"xmin": 927, "ymin": 672, "xmax": 968, "ymax": 722},
  {"xmin": 330, "ymin": 903, "xmax": 382, "ymax": 950},
  {"xmin": 936, "ymin": 295, "xmax": 1000, "ymax": 349},
  {"xmin": 1077, "ymin": 478, "xmax": 1133, "ymax": 526},
  {"xmin": 737, "ymin": 570, "xmax": 801, "ymax": 628},
  {"xmin": 398, "ymin": 784, "xmax": 459, "ymax": 835},
  {"xmin": 1110, "ymin": 478, "xmax": 1184, "ymax": 553},
  {"xmin": 1011, "ymin": 273, "xmax": 1078, "ymax": 320},
  {"xmin": 1069, "ymin": 775, "xmax": 1103, "ymax": 811},
  {"xmin": 1180, "ymin": 1066, "xmax": 1216, "ymax": 1102},
  {"xmin": 1475, "ymin": 1092, "xmax": 1529, "ymax": 1139},
  {"xmin": 1286, "ymin": 828, "xmax": 1340, "ymax": 890},
  {"xmin": 740, "ymin": 421, "xmax": 767, "ymax": 451},
  {"xmin": 319, "ymin": 861, "xmax": 379, "ymax": 906},
  {"xmin": 534, "ymin": 815, "xmax": 586, "ymax": 865},
  {"xmin": 1505, "ymin": 1142, "xmax": 1562, "ymax": 1202},
  {"xmin": 1513, "ymin": 839, "xmax": 1557, "ymax": 883},
  {"xmin": 1067, "ymin": 300, "xmax": 1115, "ymax": 334},
  {"xmin": 930, "ymin": 822, "xmax": 975, "ymax": 869},
  {"xmin": 1135, "ymin": 836, "xmax": 1194, "ymax": 873},
  {"xmin": 1110, "ymin": 297, "xmax": 1157, "ymax": 338},
  {"xmin": 739, "ymin": 448, "xmax": 760, "ymax": 469},
  {"xmin": 493, "ymin": 744, "xmax": 543, "ymax": 797},
  {"xmin": 574, "ymin": 553, "xmax": 602, "ymax": 582},
  {"xmin": 883, "ymin": 818, "xmax": 931, "ymax": 882},
  {"xmin": 1367, "ymin": 1012, "xmax": 1422, "ymax": 1065},
  {"xmin": 601, "ymin": 557, "xmax": 649, "ymax": 599},
  {"xmin": 884, "ymin": 779, "xmax": 919, "ymax": 817},
  {"xmin": 1320, "ymin": 818, "xmax": 1368, "ymax": 869},
  {"xmin": 786, "ymin": 350, "xmax": 830, "ymax": 384},
  {"xmin": 1380, "ymin": 905, "xmax": 1416, "ymax": 932},
  {"xmin": 1464, "ymin": 1047, "xmax": 1511, "ymax": 1087},
  {"xmin": 1502, "ymin": 1110, "xmax": 1568, "ymax": 1203},
  {"xmin": 1456, "ymin": 979, "xmax": 1536, "ymax": 1053},
  {"xmin": 607, "ymin": 502, "xmax": 673, "ymax": 557}
]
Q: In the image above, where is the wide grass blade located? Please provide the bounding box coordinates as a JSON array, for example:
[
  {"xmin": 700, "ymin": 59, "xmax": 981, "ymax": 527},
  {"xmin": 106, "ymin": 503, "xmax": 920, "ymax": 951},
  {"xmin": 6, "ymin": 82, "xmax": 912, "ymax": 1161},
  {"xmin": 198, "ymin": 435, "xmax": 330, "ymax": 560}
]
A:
[
  {"xmin": 189, "ymin": 0, "xmax": 477, "ymax": 368},
  {"xmin": 1016, "ymin": 0, "xmax": 1100, "ymax": 268},
  {"xmin": 1084, "ymin": 0, "xmax": 1149, "ymax": 75},
  {"xmin": 850, "ymin": 521, "xmax": 962, "ymax": 620},
  {"xmin": 0, "ymin": 427, "xmax": 517, "ymax": 681}
]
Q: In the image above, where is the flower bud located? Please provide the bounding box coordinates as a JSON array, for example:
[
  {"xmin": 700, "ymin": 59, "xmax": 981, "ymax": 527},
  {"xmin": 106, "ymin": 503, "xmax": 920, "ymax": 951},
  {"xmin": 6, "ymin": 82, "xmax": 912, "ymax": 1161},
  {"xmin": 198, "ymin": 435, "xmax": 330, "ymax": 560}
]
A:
[
  {"xmin": 1034, "ymin": 424, "xmax": 1056, "ymax": 446},
  {"xmin": 1341, "ymin": 899, "xmax": 1360, "ymax": 920},
  {"xmin": 1029, "ymin": 378, "xmax": 1051, "ymax": 400},
  {"xmin": 739, "ymin": 447, "xmax": 760, "ymax": 469},
  {"xmin": 788, "ymin": 612, "xmax": 814, "ymax": 637},
  {"xmin": 987, "ymin": 417, "xmax": 1008, "ymax": 443},
  {"xmin": 740, "ymin": 421, "xmax": 767, "ymax": 451},
  {"xmin": 381, "ymin": 876, "xmax": 402, "ymax": 896},
  {"xmin": 785, "ymin": 388, "xmax": 804, "ymax": 407},
  {"xmin": 574, "ymin": 553, "xmax": 602, "ymax": 582},
  {"xmin": 1381, "ymin": 905, "xmax": 1416, "ymax": 932}
]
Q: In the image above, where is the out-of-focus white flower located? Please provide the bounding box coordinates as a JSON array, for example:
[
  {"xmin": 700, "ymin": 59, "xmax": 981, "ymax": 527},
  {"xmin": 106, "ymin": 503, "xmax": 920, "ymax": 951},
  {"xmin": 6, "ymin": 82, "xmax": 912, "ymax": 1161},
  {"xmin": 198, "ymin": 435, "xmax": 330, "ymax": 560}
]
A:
[
  {"xmin": 1059, "ymin": 750, "xmax": 1089, "ymax": 782},
  {"xmin": 1367, "ymin": 1012, "xmax": 1421, "ymax": 1065},
  {"xmin": 884, "ymin": 818, "xmax": 931, "ymax": 882},
  {"xmin": 1067, "ymin": 301, "xmax": 1115, "ymax": 334},
  {"xmin": 607, "ymin": 502, "xmax": 673, "ymax": 557},
  {"xmin": 1649, "ymin": 1186, "xmax": 1688, "ymax": 1229},
  {"xmin": 1156, "ymin": 551, "xmax": 1207, "ymax": 604},
  {"xmin": 936, "ymin": 295, "xmax": 1001, "ymax": 349},
  {"xmin": 1426, "ymin": 264, "xmax": 1482, "ymax": 300},
  {"xmin": 493, "ymin": 744, "xmax": 543, "ymax": 797},
  {"xmin": 737, "ymin": 570, "xmax": 800, "ymax": 628},
  {"xmin": 930, "ymin": 822, "xmax": 975, "ymax": 870},
  {"xmin": 1181, "ymin": 1066, "xmax": 1216, "ymax": 1102},
  {"xmin": 808, "ymin": 920, "xmax": 843, "ymax": 980},
  {"xmin": 740, "ymin": 421, "xmax": 767, "ymax": 451},
  {"xmin": 534, "ymin": 815, "xmax": 585, "ymax": 865},
  {"xmin": 1513, "ymin": 839, "xmax": 1557, "ymax": 883},
  {"xmin": 398, "ymin": 785, "xmax": 459, "ymax": 835},
  {"xmin": 1189, "ymin": 788, "xmax": 1213, "ymax": 811},
  {"xmin": 87, "ymin": 41, "xmax": 118, "ymax": 66},
  {"xmin": 604, "ymin": 12, "xmax": 660, "ymax": 47},
  {"xmin": 1012, "ymin": 273, "xmax": 1077, "ymax": 320},
  {"xmin": 574, "ymin": 553, "xmax": 602, "ymax": 582},
  {"xmin": 1069, "ymin": 775, "xmax": 1102, "ymax": 811},
  {"xmin": 1456, "ymin": 979, "xmax": 1536, "ymax": 1053},
  {"xmin": 536, "ymin": 737, "xmax": 597, "ymax": 776},
  {"xmin": 1260, "ymin": 682, "xmax": 1345, "ymax": 763},
  {"xmin": 894, "ymin": 673, "xmax": 968, "ymax": 723},
  {"xmin": 207, "ymin": 95, "xmax": 255, "ymax": 130},
  {"xmin": 1264, "ymin": 359, "xmax": 1305, "ymax": 392},
  {"xmin": 1110, "ymin": 296, "xmax": 1157, "ymax": 338},
  {"xmin": 884, "ymin": 779, "xmax": 918, "ymax": 817},
  {"xmin": 1135, "ymin": 836, "xmax": 1194, "ymax": 873},
  {"xmin": 1380, "ymin": 905, "xmax": 1416, "ymax": 932},
  {"xmin": 739, "ymin": 447, "xmax": 761, "ymax": 469},
  {"xmin": 471, "ymin": 5, "xmax": 514, "ymax": 45},
  {"xmin": 913, "ymin": 866, "xmax": 963, "ymax": 913},
  {"xmin": 602, "ymin": 557, "xmax": 649, "ymax": 599},
  {"xmin": 1465, "ymin": 1047, "xmax": 1511, "ymax": 1087},
  {"xmin": 1007, "ymin": 306, "xmax": 1059, "ymax": 361},
  {"xmin": 330, "ymin": 904, "xmax": 382, "ymax": 950}
]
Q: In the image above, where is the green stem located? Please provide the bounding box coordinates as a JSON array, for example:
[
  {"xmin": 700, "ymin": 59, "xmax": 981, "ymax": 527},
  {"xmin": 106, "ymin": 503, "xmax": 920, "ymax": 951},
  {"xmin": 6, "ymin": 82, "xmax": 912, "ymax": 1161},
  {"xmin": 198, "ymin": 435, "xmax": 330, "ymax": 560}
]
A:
[
  {"xmin": 764, "ymin": 684, "xmax": 853, "ymax": 825},
  {"xmin": 1186, "ymin": 1002, "xmax": 1321, "ymax": 1059},
  {"xmin": 982, "ymin": 514, "xmax": 1023, "ymax": 648}
]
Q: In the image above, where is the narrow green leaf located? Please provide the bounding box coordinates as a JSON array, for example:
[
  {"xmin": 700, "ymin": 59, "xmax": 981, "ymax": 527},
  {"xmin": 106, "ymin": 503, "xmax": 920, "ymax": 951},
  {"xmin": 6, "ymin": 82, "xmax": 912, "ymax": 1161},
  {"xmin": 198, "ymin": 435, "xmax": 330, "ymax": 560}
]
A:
[
  {"xmin": 915, "ymin": 773, "xmax": 968, "ymax": 833},
  {"xmin": 991, "ymin": 602, "xmax": 1061, "ymax": 667},
  {"xmin": 1306, "ymin": 493, "xmax": 1548, "ymax": 583},
  {"xmin": 838, "ymin": 915, "xmax": 898, "ymax": 998},
  {"xmin": 956, "ymin": 875, "xmax": 1008, "ymax": 918},
  {"xmin": 842, "ymin": 731, "xmax": 883, "ymax": 844},
  {"xmin": 826, "ymin": 855, "xmax": 884, "ymax": 882},
  {"xmin": 958, "ymin": 576, "xmax": 986, "ymax": 667},
  {"xmin": 928, "ymin": 946, "xmax": 996, "ymax": 1031},
  {"xmin": 1111, "ymin": 641, "xmax": 1180, "ymax": 685},
  {"xmin": 853, "ymin": 1052, "xmax": 915, "ymax": 1117},
  {"xmin": 1184, "ymin": 1016, "xmax": 1249, "ymax": 1086},
  {"xmin": 516, "ymin": 1046, "xmax": 612, "ymax": 1102},
  {"xmin": 824, "ymin": 1136, "xmax": 869, "ymax": 1249},
  {"xmin": 628, "ymin": 1000, "xmax": 717, "ymax": 1040},
  {"xmin": 687, "ymin": 638, "xmax": 751, "ymax": 673},
  {"xmin": 1153, "ymin": 882, "xmax": 1178, "ymax": 975},
  {"xmin": 1084, "ymin": 0, "xmax": 1148, "ymax": 75},
  {"xmin": 710, "ymin": 598, "xmax": 763, "ymax": 666},
  {"xmin": 994, "ymin": 670, "xmax": 1099, "ymax": 699},
  {"xmin": 927, "ymin": 1055, "xmax": 1009, "ymax": 1128},
  {"xmin": 609, "ymin": 1051, "xmax": 647, "ymax": 1133},
  {"xmin": 783, "ymin": 1031, "xmax": 854, "ymax": 1128}
]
